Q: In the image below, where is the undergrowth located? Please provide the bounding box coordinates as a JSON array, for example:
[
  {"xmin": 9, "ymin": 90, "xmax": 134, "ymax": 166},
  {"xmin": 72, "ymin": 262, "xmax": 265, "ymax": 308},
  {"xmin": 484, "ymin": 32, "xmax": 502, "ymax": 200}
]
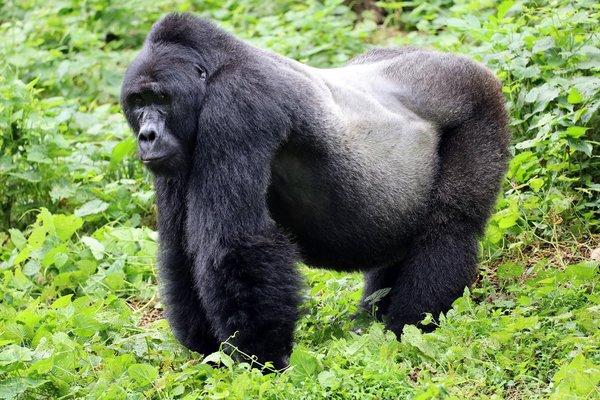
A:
[{"xmin": 0, "ymin": 0, "xmax": 598, "ymax": 398}]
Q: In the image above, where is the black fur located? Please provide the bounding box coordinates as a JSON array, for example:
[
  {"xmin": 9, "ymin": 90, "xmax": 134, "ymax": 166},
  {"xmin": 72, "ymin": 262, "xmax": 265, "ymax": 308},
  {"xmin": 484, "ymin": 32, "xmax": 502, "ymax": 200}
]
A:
[{"xmin": 120, "ymin": 13, "xmax": 510, "ymax": 368}]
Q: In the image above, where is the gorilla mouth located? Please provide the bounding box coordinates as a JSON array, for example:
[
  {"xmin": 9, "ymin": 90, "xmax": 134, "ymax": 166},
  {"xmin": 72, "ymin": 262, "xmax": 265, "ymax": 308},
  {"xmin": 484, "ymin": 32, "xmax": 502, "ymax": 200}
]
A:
[{"xmin": 141, "ymin": 155, "xmax": 166, "ymax": 164}]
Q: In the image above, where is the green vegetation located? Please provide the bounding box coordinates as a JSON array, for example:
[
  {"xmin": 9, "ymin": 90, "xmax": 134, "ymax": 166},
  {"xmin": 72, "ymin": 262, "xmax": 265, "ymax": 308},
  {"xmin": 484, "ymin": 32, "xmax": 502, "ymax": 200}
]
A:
[{"xmin": 0, "ymin": 0, "xmax": 598, "ymax": 398}]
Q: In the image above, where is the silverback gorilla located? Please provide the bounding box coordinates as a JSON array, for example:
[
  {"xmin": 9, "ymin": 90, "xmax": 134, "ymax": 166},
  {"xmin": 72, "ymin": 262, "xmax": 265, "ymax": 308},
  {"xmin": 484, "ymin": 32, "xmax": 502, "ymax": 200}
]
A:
[{"xmin": 121, "ymin": 13, "xmax": 509, "ymax": 369}]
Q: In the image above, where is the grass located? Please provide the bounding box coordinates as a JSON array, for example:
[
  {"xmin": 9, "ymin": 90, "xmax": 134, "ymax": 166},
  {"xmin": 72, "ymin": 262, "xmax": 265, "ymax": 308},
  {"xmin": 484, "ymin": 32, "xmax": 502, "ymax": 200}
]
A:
[{"xmin": 0, "ymin": 0, "xmax": 598, "ymax": 398}]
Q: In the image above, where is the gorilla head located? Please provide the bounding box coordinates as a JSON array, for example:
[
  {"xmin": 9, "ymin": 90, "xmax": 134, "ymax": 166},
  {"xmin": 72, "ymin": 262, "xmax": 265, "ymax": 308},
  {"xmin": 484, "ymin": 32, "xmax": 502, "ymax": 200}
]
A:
[{"xmin": 120, "ymin": 18, "xmax": 225, "ymax": 175}]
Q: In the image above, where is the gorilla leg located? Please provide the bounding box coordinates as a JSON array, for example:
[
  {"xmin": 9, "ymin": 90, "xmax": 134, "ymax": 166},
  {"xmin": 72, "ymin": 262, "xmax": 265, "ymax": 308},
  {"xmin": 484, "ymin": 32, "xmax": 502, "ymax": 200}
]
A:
[
  {"xmin": 384, "ymin": 107, "xmax": 509, "ymax": 335},
  {"xmin": 383, "ymin": 220, "xmax": 478, "ymax": 334},
  {"xmin": 360, "ymin": 220, "xmax": 478, "ymax": 335},
  {"xmin": 360, "ymin": 266, "xmax": 400, "ymax": 319}
]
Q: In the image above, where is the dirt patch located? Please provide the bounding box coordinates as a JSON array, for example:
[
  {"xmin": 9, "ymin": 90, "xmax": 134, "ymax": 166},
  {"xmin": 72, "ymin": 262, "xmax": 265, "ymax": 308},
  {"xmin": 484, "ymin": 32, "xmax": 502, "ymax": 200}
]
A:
[{"xmin": 128, "ymin": 298, "xmax": 164, "ymax": 327}]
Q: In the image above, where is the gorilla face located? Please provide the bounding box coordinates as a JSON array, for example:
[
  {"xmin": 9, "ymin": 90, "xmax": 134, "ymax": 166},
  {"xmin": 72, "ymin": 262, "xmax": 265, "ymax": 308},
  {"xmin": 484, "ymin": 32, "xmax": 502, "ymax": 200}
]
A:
[{"xmin": 121, "ymin": 44, "xmax": 208, "ymax": 175}]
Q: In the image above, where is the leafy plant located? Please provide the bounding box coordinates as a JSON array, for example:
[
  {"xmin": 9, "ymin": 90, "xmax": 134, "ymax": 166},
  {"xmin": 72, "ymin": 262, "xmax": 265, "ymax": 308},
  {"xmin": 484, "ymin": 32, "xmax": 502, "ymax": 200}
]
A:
[{"xmin": 0, "ymin": 0, "xmax": 598, "ymax": 398}]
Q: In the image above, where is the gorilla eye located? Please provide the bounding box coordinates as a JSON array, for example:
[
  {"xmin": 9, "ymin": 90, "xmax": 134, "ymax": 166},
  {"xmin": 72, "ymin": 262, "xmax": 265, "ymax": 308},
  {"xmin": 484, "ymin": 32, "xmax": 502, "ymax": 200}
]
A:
[
  {"xmin": 132, "ymin": 95, "xmax": 143, "ymax": 106},
  {"xmin": 196, "ymin": 65, "xmax": 207, "ymax": 80}
]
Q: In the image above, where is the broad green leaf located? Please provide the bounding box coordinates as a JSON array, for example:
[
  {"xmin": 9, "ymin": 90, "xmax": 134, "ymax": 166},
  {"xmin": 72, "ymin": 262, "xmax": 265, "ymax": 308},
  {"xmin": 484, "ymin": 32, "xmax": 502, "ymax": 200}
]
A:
[
  {"xmin": 72, "ymin": 313, "xmax": 102, "ymax": 338},
  {"xmin": 496, "ymin": 0, "xmax": 514, "ymax": 19},
  {"xmin": 567, "ymin": 139, "xmax": 593, "ymax": 156},
  {"xmin": 532, "ymin": 37, "xmax": 554, "ymax": 53},
  {"xmin": 128, "ymin": 363, "xmax": 158, "ymax": 387},
  {"xmin": 565, "ymin": 262, "xmax": 598, "ymax": 281},
  {"xmin": 53, "ymin": 214, "xmax": 83, "ymax": 241},
  {"xmin": 485, "ymin": 223, "xmax": 504, "ymax": 244},
  {"xmin": 7, "ymin": 171, "xmax": 41, "ymax": 182},
  {"xmin": 497, "ymin": 262, "xmax": 525, "ymax": 279},
  {"xmin": 401, "ymin": 325, "xmax": 438, "ymax": 358},
  {"xmin": 51, "ymin": 294, "xmax": 73, "ymax": 309},
  {"xmin": 567, "ymin": 87, "xmax": 583, "ymax": 104},
  {"xmin": 552, "ymin": 354, "xmax": 600, "ymax": 398},
  {"xmin": 74, "ymin": 199, "xmax": 109, "ymax": 217},
  {"xmin": 565, "ymin": 126, "xmax": 587, "ymax": 138},
  {"xmin": 318, "ymin": 370, "xmax": 339, "ymax": 389},
  {"xmin": 529, "ymin": 178, "xmax": 544, "ymax": 192},
  {"xmin": 202, "ymin": 351, "xmax": 233, "ymax": 368},
  {"xmin": 81, "ymin": 236, "xmax": 104, "ymax": 260},
  {"xmin": 289, "ymin": 347, "xmax": 318, "ymax": 382},
  {"xmin": 0, "ymin": 377, "xmax": 48, "ymax": 400},
  {"xmin": 104, "ymin": 272, "xmax": 126, "ymax": 291},
  {"xmin": 110, "ymin": 136, "xmax": 136, "ymax": 168},
  {"xmin": 27, "ymin": 225, "xmax": 47, "ymax": 250},
  {"xmin": 363, "ymin": 287, "xmax": 391, "ymax": 306},
  {"xmin": 8, "ymin": 229, "xmax": 26, "ymax": 249},
  {"xmin": 0, "ymin": 345, "xmax": 34, "ymax": 366},
  {"xmin": 11, "ymin": 268, "xmax": 31, "ymax": 290}
]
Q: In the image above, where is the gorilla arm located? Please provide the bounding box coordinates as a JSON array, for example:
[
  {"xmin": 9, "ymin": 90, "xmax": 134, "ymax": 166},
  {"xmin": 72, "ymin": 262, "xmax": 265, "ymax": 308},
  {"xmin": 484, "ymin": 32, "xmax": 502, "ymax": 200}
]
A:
[
  {"xmin": 153, "ymin": 175, "xmax": 220, "ymax": 355},
  {"xmin": 184, "ymin": 68, "xmax": 301, "ymax": 369}
]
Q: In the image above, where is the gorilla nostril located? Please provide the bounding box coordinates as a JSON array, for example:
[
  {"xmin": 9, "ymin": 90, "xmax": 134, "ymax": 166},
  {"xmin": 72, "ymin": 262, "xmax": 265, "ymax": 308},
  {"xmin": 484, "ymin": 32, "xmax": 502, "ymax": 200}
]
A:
[{"xmin": 139, "ymin": 129, "xmax": 157, "ymax": 142}]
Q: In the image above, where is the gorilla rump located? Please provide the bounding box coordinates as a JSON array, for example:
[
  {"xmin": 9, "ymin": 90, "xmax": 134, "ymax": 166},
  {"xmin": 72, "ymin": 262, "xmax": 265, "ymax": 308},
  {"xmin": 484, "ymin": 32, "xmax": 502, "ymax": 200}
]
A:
[{"xmin": 121, "ymin": 13, "xmax": 509, "ymax": 369}]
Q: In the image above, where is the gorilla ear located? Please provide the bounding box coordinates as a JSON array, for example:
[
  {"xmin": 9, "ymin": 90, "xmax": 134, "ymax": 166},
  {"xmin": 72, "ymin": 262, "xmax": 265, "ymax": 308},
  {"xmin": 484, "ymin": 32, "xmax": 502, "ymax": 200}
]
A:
[{"xmin": 195, "ymin": 65, "xmax": 207, "ymax": 80}]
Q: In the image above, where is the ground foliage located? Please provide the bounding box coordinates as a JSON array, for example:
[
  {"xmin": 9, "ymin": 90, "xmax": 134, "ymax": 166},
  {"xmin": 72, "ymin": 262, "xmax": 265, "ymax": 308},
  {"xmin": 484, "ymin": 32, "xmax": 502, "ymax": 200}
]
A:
[{"xmin": 0, "ymin": 0, "xmax": 598, "ymax": 398}]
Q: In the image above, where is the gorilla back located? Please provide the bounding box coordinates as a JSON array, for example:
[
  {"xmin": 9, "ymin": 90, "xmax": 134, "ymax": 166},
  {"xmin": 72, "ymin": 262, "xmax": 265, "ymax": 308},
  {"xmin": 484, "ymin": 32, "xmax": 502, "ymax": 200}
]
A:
[
  {"xmin": 269, "ymin": 56, "xmax": 441, "ymax": 269},
  {"xmin": 121, "ymin": 13, "xmax": 509, "ymax": 369}
]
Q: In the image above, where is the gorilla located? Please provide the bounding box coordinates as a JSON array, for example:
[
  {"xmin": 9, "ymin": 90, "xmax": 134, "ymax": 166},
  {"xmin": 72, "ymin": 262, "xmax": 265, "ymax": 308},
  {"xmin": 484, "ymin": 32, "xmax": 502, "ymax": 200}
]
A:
[{"xmin": 121, "ymin": 13, "xmax": 509, "ymax": 369}]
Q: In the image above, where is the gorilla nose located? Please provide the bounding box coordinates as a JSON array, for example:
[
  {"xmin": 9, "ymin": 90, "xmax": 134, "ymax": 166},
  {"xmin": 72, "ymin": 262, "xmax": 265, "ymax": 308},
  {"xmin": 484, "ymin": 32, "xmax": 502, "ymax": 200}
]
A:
[
  {"xmin": 138, "ymin": 128, "xmax": 157, "ymax": 143},
  {"xmin": 138, "ymin": 127, "xmax": 158, "ymax": 155}
]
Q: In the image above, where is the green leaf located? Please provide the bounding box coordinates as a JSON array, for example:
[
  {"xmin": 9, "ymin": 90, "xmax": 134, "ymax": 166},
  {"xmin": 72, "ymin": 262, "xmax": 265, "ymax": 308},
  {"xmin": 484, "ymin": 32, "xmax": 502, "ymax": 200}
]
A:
[
  {"xmin": 565, "ymin": 262, "xmax": 598, "ymax": 281},
  {"xmin": 497, "ymin": 213, "xmax": 518, "ymax": 229},
  {"xmin": 401, "ymin": 325, "xmax": 438, "ymax": 358},
  {"xmin": 363, "ymin": 287, "xmax": 391, "ymax": 306},
  {"xmin": 525, "ymin": 84, "xmax": 559, "ymax": 105},
  {"xmin": 497, "ymin": 262, "xmax": 525, "ymax": 280},
  {"xmin": 8, "ymin": 229, "xmax": 26, "ymax": 249},
  {"xmin": 73, "ymin": 313, "xmax": 102, "ymax": 338},
  {"xmin": 0, "ymin": 377, "xmax": 48, "ymax": 400},
  {"xmin": 485, "ymin": 223, "xmax": 504, "ymax": 244},
  {"xmin": 29, "ymin": 357, "xmax": 54, "ymax": 374},
  {"xmin": 74, "ymin": 199, "xmax": 109, "ymax": 217},
  {"xmin": 568, "ymin": 139, "xmax": 593, "ymax": 156},
  {"xmin": 202, "ymin": 351, "xmax": 234, "ymax": 368},
  {"xmin": 103, "ymin": 272, "xmax": 126, "ymax": 291},
  {"xmin": 567, "ymin": 88, "xmax": 583, "ymax": 104},
  {"xmin": 552, "ymin": 354, "xmax": 600, "ymax": 397},
  {"xmin": 289, "ymin": 347, "xmax": 318, "ymax": 382},
  {"xmin": 81, "ymin": 236, "xmax": 105, "ymax": 260},
  {"xmin": 7, "ymin": 171, "xmax": 41, "ymax": 182},
  {"xmin": 532, "ymin": 37, "xmax": 554, "ymax": 53},
  {"xmin": 53, "ymin": 214, "xmax": 83, "ymax": 241},
  {"xmin": 110, "ymin": 137, "xmax": 136, "ymax": 168},
  {"xmin": 128, "ymin": 363, "xmax": 158, "ymax": 387},
  {"xmin": 11, "ymin": 268, "xmax": 32, "ymax": 290},
  {"xmin": 564, "ymin": 126, "xmax": 587, "ymax": 138},
  {"xmin": 27, "ymin": 225, "xmax": 47, "ymax": 250},
  {"xmin": 496, "ymin": 0, "xmax": 514, "ymax": 19},
  {"xmin": 511, "ymin": 316, "xmax": 538, "ymax": 330},
  {"xmin": 318, "ymin": 370, "xmax": 339, "ymax": 389},
  {"xmin": 529, "ymin": 178, "xmax": 544, "ymax": 192},
  {"xmin": 0, "ymin": 345, "xmax": 34, "ymax": 366},
  {"xmin": 51, "ymin": 294, "xmax": 73, "ymax": 309}
]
